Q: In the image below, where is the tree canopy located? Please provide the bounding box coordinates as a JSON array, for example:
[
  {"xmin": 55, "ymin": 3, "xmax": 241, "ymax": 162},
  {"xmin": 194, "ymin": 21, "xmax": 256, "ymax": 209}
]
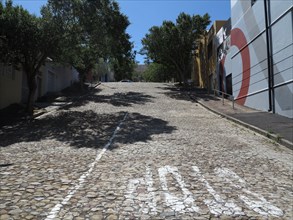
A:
[
  {"xmin": 0, "ymin": 0, "xmax": 134, "ymax": 114},
  {"xmin": 141, "ymin": 12, "xmax": 210, "ymax": 84},
  {"xmin": 0, "ymin": 0, "xmax": 63, "ymax": 114},
  {"xmin": 43, "ymin": 0, "xmax": 135, "ymax": 82},
  {"xmin": 142, "ymin": 63, "xmax": 171, "ymax": 82}
]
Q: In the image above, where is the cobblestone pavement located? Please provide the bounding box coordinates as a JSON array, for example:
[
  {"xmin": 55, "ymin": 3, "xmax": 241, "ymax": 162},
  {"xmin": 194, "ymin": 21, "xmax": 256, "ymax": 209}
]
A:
[{"xmin": 1, "ymin": 83, "xmax": 292, "ymax": 220}]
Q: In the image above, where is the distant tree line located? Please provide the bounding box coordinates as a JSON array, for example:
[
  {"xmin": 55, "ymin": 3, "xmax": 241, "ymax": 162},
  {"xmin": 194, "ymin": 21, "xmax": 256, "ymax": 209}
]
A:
[
  {"xmin": 0, "ymin": 0, "xmax": 135, "ymax": 114},
  {"xmin": 141, "ymin": 12, "xmax": 210, "ymax": 84}
]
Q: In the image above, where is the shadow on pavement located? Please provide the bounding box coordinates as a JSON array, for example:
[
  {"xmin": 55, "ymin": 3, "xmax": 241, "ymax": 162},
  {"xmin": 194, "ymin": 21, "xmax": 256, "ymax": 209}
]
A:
[
  {"xmin": 157, "ymin": 86, "xmax": 193, "ymax": 102},
  {"xmin": 0, "ymin": 111, "xmax": 176, "ymax": 149},
  {"xmin": 113, "ymin": 112, "xmax": 176, "ymax": 146},
  {"xmin": 0, "ymin": 103, "xmax": 27, "ymax": 128},
  {"xmin": 62, "ymin": 91, "xmax": 154, "ymax": 110},
  {"xmin": 157, "ymin": 85, "xmax": 218, "ymax": 102},
  {"xmin": 0, "ymin": 90, "xmax": 153, "ymax": 128},
  {"xmin": 0, "ymin": 83, "xmax": 101, "ymax": 128},
  {"xmin": 189, "ymin": 93, "xmax": 221, "ymax": 102}
]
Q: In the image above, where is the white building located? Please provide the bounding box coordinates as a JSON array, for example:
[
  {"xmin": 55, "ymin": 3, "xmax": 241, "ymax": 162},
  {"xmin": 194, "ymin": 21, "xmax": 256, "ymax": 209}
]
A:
[
  {"xmin": 0, "ymin": 62, "xmax": 79, "ymax": 109},
  {"xmin": 219, "ymin": 0, "xmax": 293, "ymax": 118}
]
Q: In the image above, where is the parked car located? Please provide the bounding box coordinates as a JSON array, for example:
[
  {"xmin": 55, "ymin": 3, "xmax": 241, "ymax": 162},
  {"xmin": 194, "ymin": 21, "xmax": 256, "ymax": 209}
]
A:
[{"xmin": 120, "ymin": 79, "xmax": 132, "ymax": 82}]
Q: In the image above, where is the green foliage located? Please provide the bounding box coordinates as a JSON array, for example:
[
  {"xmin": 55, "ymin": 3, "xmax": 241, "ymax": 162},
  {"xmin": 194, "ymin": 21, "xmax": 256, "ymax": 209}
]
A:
[
  {"xmin": 0, "ymin": 0, "xmax": 63, "ymax": 114},
  {"xmin": 43, "ymin": 0, "xmax": 134, "ymax": 81},
  {"xmin": 0, "ymin": 0, "xmax": 134, "ymax": 114},
  {"xmin": 143, "ymin": 63, "xmax": 171, "ymax": 82},
  {"xmin": 141, "ymin": 12, "xmax": 210, "ymax": 84},
  {"xmin": 0, "ymin": 1, "xmax": 58, "ymax": 68},
  {"xmin": 91, "ymin": 58, "xmax": 111, "ymax": 82},
  {"xmin": 111, "ymin": 56, "xmax": 135, "ymax": 81}
]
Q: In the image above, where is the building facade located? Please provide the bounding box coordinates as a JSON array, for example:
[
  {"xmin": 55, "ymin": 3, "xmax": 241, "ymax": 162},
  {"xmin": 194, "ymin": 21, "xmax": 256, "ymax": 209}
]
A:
[
  {"xmin": 226, "ymin": 0, "xmax": 293, "ymax": 118},
  {"xmin": 0, "ymin": 65, "xmax": 23, "ymax": 109},
  {"xmin": 0, "ymin": 63, "xmax": 79, "ymax": 109},
  {"xmin": 193, "ymin": 20, "xmax": 228, "ymax": 91},
  {"xmin": 195, "ymin": 1, "xmax": 292, "ymax": 118},
  {"xmin": 216, "ymin": 19, "xmax": 232, "ymax": 95}
]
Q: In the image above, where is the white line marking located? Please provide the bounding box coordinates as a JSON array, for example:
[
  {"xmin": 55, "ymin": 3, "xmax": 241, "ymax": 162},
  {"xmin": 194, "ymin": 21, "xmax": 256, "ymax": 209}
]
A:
[
  {"xmin": 145, "ymin": 166, "xmax": 157, "ymax": 214},
  {"xmin": 45, "ymin": 113, "xmax": 128, "ymax": 220},
  {"xmin": 125, "ymin": 178, "xmax": 144, "ymax": 200},
  {"xmin": 158, "ymin": 165, "xmax": 200, "ymax": 213},
  {"xmin": 215, "ymin": 167, "xmax": 284, "ymax": 217},
  {"xmin": 192, "ymin": 166, "xmax": 244, "ymax": 216},
  {"xmin": 125, "ymin": 167, "xmax": 157, "ymax": 214}
]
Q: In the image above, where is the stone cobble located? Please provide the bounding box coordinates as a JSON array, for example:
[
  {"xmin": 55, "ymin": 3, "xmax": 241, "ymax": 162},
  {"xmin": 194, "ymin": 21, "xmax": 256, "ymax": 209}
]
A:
[{"xmin": 0, "ymin": 83, "xmax": 292, "ymax": 219}]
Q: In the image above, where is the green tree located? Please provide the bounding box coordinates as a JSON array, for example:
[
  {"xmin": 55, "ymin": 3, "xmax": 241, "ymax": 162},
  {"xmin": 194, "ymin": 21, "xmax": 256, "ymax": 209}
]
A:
[
  {"xmin": 42, "ymin": 0, "xmax": 95, "ymax": 84},
  {"xmin": 98, "ymin": 0, "xmax": 135, "ymax": 81},
  {"xmin": 0, "ymin": 0, "xmax": 62, "ymax": 114},
  {"xmin": 143, "ymin": 63, "xmax": 171, "ymax": 82},
  {"xmin": 44, "ymin": 0, "xmax": 134, "ymax": 83},
  {"xmin": 141, "ymin": 12, "xmax": 210, "ymax": 84},
  {"xmin": 0, "ymin": 0, "xmax": 134, "ymax": 114}
]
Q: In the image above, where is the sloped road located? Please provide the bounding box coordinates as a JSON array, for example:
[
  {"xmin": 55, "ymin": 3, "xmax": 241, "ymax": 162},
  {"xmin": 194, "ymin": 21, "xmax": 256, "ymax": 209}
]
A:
[{"xmin": 1, "ymin": 83, "xmax": 292, "ymax": 220}]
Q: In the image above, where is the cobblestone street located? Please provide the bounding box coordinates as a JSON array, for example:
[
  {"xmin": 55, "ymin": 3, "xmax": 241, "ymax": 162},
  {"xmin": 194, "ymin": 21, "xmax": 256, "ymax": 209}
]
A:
[{"xmin": 1, "ymin": 83, "xmax": 292, "ymax": 220}]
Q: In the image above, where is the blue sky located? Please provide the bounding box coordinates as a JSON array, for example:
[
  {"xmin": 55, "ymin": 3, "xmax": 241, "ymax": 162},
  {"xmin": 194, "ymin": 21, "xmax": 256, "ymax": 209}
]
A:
[{"xmin": 12, "ymin": 0, "xmax": 231, "ymax": 64}]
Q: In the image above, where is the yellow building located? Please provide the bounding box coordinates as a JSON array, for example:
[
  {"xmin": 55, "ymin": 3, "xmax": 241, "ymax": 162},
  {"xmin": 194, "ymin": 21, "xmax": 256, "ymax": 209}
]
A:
[
  {"xmin": 193, "ymin": 34, "xmax": 208, "ymax": 88},
  {"xmin": 193, "ymin": 20, "xmax": 227, "ymax": 92}
]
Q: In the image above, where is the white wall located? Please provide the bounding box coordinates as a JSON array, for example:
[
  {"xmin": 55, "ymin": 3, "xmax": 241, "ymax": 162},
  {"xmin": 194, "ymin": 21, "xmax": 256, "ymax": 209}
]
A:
[
  {"xmin": 44, "ymin": 63, "xmax": 79, "ymax": 94},
  {"xmin": 0, "ymin": 64, "xmax": 23, "ymax": 109},
  {"xmin": 270, "ymin": 4, "xmax": 293, "ymax": 118},
  {"xmin": 0, "ymin": 62, "xmax": 80, "ymax": 109},
  {"xmin": 230, "ymin": 0, "xmax": 293, "ymax": 118}
]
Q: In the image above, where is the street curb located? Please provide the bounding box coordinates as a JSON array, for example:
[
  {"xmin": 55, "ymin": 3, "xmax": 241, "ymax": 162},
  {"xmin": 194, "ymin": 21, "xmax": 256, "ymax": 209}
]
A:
[
  {"xmin": 190, "ymin": 96, "xmax": 293, "ymax": 150},
  {"xmin": 34, "ymin": 82, "xmax": 101, "ymax": 120}
]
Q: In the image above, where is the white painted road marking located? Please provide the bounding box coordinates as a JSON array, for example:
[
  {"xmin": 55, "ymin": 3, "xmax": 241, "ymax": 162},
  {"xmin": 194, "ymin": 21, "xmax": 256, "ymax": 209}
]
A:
[
  {"xmin": 126, "ymin": 165, "xmax": 284, "ymax": 217},
  {"xmin": 145, "ymin": 166, "xmax": 157, "ymax": 214},
  {"xmin": 125, "ymin": 178, "xmax": 144, "ymax": 200},
  {"xmin": 125, "ymin": 167, "xmax": 157, "ymax": 214},
  {"xmin": 192, "ymin": 166, "xmax": 244, "ymax": 216},
  {"xmin": 158, "ymin": 165, "xmax": 200, "ymax": 213},
  {"xmin": 45, "ymin": 113, "xmax": 128, "ymax": 220},
  {"xmin": 215, "ymin": 167, "xmax": 284, "ymax": 217}
]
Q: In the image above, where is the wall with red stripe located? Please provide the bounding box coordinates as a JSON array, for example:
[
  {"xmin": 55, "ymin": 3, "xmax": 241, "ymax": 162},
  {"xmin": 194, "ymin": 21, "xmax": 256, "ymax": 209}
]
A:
[{"xmin": 229, "ymin": 0, "xmax": 292, "ymax": 118}]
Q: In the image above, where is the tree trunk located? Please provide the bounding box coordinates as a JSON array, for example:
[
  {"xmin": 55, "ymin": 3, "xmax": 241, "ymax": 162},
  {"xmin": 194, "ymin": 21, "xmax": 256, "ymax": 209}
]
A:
[
  {"xmin": 177, "ymin": 73, "xmax": 182, "ymax": 85},
  {"xmin": 179, "ymin": 69, "xmax": 187, "ymax": 86},
  {"xmin": 26, "ymin": 74, "xmax": 37, "ymax": 116},
  {"xmin": 79, "ymin": 72, "xmax": 87, "ymax": 90}
]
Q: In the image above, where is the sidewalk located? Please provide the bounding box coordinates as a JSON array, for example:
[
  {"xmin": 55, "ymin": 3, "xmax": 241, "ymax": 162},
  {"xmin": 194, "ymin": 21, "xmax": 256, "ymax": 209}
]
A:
[
  {"xmin": 0, "ymin": 83, "xmax": 101, "ymax": 127},
  {"xmin": 189, "ymin": 93, "xmax": 293, "ymax": 150}
]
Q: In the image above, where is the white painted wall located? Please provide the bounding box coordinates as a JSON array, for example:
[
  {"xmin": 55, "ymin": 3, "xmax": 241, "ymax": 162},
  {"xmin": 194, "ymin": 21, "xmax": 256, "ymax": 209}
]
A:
[
  {"xmin": 230, "ymin": 0, "xmax": 293, "ymax": 118},
  {"xmin": 44, "ymin": 63, "xmax": 79, "ymax": 94},
  {"xmin": 0, "ymin": 62, "xmax": 80, "ymax": 109},
  {"xmin": 0, "ymin": 64, "xmax": 23, "ymax": 109}
]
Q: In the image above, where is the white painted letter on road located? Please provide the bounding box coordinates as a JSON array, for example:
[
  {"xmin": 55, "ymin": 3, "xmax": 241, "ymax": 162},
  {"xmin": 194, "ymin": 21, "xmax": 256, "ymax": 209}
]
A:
[
  {"xmin": 192, "ymin": 166, "xmax": 244, "ymax": 216},
  {"xmin": 158, "ymin": 165, "xmax": 200, "ymax": 213},
  {"xmin": 215, "ymin": 167, "xmax": 284, "ymax": 217}
]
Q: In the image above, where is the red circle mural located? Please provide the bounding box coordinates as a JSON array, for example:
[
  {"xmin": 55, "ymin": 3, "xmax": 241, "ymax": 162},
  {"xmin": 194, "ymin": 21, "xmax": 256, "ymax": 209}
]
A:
[{"xmin": 231, "ymin": 28, "xmax": 251, "ymax": 105}]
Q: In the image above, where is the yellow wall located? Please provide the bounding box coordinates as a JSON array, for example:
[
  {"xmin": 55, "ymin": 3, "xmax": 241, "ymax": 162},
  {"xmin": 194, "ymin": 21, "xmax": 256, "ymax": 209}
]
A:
[
  {"xmin": 193, "ymin": 20, "xmax": 227, "ymax": 91},
  {"xmin": 207, "ymin": 21, "xmax": 227, "ymax": 91},
  {"xmin": 194, "ymin": 36, "xmax": 208, "ymax": 88}
]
